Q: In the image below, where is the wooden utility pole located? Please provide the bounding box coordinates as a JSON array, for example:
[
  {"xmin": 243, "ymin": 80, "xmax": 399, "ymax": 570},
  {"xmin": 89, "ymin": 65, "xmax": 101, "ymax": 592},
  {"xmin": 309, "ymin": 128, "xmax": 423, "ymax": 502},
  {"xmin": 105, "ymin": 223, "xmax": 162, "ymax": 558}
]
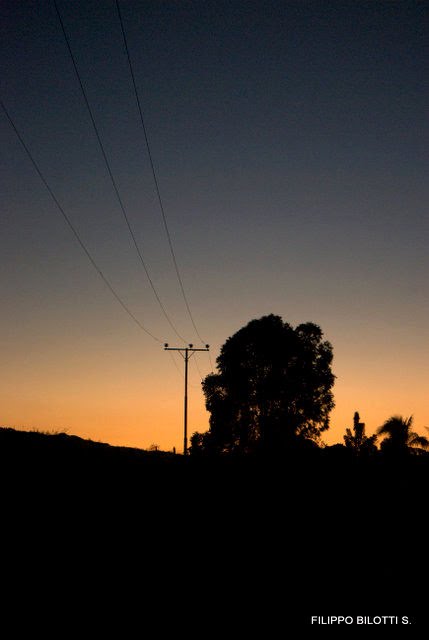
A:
[{"xmin": 164, "ymin": 343, "xmax": 210, "ymax": 455}]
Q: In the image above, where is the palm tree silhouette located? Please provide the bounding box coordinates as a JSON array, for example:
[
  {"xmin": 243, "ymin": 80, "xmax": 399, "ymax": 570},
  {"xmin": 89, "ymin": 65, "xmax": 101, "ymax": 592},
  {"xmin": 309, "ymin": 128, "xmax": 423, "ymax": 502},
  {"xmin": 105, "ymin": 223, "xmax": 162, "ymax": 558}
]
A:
[
  {"xmin": 344, "ymin": 411, "xmax": 377, "ymax": 456},
  {"xmin": 377, "ymin": 415, "xmax": 429, "ymax": 455}
]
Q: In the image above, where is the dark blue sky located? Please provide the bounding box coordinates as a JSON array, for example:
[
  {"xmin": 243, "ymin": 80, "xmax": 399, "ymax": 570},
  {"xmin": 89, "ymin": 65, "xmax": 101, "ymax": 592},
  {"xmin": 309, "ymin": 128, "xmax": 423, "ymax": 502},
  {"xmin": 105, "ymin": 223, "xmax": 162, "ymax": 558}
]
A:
[{"xmin": 1, "ymin": 1, "xmax": 427, "ymax": 448}]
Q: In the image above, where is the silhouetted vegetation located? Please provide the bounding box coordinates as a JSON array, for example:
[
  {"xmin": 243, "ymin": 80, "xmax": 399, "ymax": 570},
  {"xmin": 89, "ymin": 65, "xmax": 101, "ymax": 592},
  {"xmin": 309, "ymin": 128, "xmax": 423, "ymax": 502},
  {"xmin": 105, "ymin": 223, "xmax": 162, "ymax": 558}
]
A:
[
  {"xmin": 2, "ymin": 316, "xmax": 429, "ymax": 628},
  {"xmin": 377, "ymin": 415, "xmax": 429, "ymax": 457},
  {"xmin": 194, "ymin": 315, "xmax": 335, "ymax": 455},
  {"xmin": 343, "ymin": 411, "xmax": 378, "ymax": 457}
]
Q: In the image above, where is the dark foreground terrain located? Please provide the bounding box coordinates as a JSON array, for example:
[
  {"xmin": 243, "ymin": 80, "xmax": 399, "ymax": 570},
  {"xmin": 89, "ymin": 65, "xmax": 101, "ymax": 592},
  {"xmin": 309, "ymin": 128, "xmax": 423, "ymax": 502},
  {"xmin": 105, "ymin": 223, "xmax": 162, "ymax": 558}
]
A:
[{"xmin": 1, "ymin": 427, "xmax": 427, "ymax": 633}]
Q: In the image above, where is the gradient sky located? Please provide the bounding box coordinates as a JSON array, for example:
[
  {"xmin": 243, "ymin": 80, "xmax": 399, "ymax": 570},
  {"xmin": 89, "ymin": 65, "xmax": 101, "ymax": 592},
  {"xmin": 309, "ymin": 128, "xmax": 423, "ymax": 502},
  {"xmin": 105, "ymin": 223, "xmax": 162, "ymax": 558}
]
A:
[{"xmin": 1, "ymin": 0, "xmax": 427, "ymax": 451}]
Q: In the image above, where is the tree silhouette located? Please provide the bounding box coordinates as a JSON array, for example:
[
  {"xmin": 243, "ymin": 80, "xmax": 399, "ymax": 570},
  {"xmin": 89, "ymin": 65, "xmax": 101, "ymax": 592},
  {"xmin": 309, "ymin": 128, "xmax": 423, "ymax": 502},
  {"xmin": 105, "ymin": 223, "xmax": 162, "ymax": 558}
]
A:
[
  {"xmin": 344, "ymin": 411, "xmax": 377, "ymax": 456},
  {"xmin": 377, "ymin": 415, "xmax": 429, "ymax": 456},
  {"xmin": 189, "ymin": 432, "xmax": 211, "ymax": 457},
  {"xmin": 198, "ymin": 315, "xmax": 335, "ymax": 455}
]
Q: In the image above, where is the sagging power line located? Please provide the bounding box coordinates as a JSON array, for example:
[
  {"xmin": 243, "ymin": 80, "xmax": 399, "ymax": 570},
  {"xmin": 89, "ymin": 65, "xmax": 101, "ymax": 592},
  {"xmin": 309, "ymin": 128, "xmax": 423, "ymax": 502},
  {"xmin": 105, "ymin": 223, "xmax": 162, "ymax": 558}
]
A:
[
  {"xmin": 53, "ymin": 0, "xmax": 187, "ymax": 344},
  {"xmin": 115, "ymin": 0, "xmax": 207, "ymax": 347},
  {"xmin": 1, "ymin": 99, "xmax": 160, "ymax": 343}
]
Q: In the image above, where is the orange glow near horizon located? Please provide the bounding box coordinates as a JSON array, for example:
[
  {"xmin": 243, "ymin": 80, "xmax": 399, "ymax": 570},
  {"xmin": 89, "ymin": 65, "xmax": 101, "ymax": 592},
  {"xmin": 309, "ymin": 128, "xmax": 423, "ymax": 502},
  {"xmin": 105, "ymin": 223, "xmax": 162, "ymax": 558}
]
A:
[
  {"xmin": 1, "ymin": 336, "xmax": 427, "ymax": 452},
  {"xmin": 2, "ymin": 0, "xmax": 427, "ymax": 459}
]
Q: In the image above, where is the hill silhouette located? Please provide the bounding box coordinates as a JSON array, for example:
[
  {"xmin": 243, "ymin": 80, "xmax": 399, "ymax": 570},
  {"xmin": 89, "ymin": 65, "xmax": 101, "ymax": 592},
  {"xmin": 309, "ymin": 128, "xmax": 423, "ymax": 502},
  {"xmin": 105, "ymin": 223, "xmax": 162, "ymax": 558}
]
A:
[
  {"xmin": 0, "ymin": 426, "xmax": 176, "ymax": 469},
  {"xmin": 2, "ymin": 425, "xmax": 428, "ymax": 631}
]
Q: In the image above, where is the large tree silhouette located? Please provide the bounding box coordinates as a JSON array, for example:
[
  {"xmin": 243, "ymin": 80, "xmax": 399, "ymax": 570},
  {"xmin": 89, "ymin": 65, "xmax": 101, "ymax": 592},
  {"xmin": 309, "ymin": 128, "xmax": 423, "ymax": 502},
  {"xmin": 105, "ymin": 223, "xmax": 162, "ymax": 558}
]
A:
[
  {"xmin": 377, "ymin": 415, "xmax": 429, "ymax": 456},
  {"xmin": 197, "ymin": 315, "xmax": 335, "ymax": 454}
]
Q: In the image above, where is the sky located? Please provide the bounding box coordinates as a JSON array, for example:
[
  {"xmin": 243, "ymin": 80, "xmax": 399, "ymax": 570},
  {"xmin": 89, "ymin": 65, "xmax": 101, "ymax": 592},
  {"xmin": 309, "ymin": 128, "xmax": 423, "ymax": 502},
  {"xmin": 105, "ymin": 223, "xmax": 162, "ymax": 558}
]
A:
[{"xmin": 1, "ymin": 0, "xmax": 427, "ymax": 451}]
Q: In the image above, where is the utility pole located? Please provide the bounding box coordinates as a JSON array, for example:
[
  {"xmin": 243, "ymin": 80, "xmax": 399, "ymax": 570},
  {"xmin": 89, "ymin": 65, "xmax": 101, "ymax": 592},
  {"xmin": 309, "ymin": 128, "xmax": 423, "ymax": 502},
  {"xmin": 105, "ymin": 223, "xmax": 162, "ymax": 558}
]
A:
[{"xmin": 164, "ymin": 343, "xmax": 210, "ymax": 455}]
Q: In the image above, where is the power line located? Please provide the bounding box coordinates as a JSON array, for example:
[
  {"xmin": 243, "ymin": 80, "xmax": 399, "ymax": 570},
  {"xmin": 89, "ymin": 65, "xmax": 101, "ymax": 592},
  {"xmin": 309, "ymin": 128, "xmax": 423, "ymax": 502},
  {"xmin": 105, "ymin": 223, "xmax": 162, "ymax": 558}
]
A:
[
  {"xmin": 192, "ymin": 353, "xmax": 204, "ymax": 382},
  {"xmin": 167, "ymin": 350, "xmax": 183, "ymax": 379},
  {"xmin": 115, "ymin": 0, "xmax": 208, "ymax": 346},
  {"xmin": 53, "ymin": 0, "xmax": 186, "ymax": 344},
  {"xmin": 168, "ymin": 351, "xmax": 202, "ymax": 390},
  {"xmin": 207, "ymin": 350, "xmax": 215, "ymax": 373},
  {"xmin": 1, "ymin": 99, "xmax": 160, "ymax": 343}
]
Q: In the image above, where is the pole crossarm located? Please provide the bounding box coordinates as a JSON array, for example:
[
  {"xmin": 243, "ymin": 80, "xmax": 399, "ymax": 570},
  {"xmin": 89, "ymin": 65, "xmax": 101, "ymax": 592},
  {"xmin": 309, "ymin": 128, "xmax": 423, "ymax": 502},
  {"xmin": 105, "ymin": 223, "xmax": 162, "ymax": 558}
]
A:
[
  {"xmin": 164, "ymin": 346, "xmax": 210, "ymax": 353},
  {"xmin": 164, "ymin": 343, "xmax": 210, "ymax": 455}
]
